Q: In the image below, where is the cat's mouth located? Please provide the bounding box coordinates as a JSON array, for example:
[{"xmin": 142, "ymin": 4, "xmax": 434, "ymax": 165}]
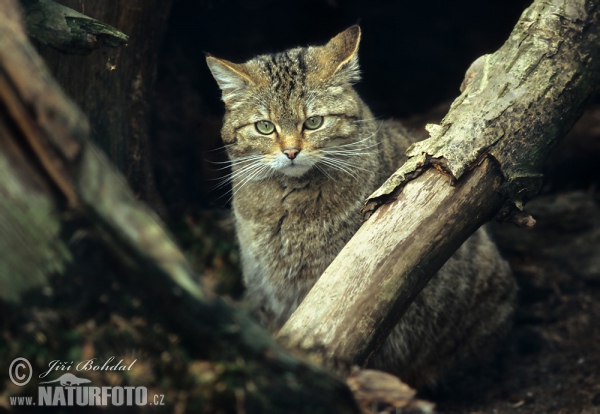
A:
[{"xmin": 271, "ymin": 153, "xmax": 314, "ymax": 177}]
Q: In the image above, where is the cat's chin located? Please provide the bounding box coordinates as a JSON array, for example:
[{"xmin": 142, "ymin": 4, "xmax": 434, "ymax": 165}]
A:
[
  {"xmin": 276, "ymin": 164, "xmax": 313, "ymax": 178},
  {"xmin": 270, "ymin": 154, "xmax": 314, "ymax": 178}
]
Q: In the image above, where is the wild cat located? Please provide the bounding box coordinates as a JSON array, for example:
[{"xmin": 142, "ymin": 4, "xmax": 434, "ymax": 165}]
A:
[{"xmin": 206, "ymin": 26, "xmax": 516, "ymax": 389}]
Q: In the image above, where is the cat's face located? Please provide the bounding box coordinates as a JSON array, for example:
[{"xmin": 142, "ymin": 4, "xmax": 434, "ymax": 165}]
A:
[{"xmin": 207, "ymin": 26, "xmax": 371, "ymax": 181}]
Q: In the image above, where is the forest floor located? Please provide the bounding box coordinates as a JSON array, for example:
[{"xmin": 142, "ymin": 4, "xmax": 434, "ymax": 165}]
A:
[{"xmin": 439, "ymin": 190, "xmax": 600, "ymax": 413}]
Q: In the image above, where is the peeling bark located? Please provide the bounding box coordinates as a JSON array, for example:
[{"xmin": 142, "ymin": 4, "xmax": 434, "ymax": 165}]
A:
[{"xmin": 364, "ymin": 1, "xmax": 600, "ymax": 218}]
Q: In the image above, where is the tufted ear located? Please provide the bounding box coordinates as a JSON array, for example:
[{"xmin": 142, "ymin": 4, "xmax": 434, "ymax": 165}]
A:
[
  {"xmin": 206, "ymin": 56, "xmax": 253, "ymax": 102},
  {"xmin": 319, "ymin": 25, "xmax": 362, "ymax": 84}
]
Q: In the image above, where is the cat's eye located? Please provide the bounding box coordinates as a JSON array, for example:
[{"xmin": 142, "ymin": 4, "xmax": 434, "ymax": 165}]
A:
[
  {"xmin": 304, "ymin": 116, "xmax": 324, "ymax": 130},
  {"xmin": 255, "ymin": 120, "xmax": 275, "ymax": 135}
]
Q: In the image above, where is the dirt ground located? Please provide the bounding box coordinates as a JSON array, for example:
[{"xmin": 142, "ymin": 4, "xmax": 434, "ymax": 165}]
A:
[{"xmin": 439, "ymin": 191, "xmax": 600, "ymax": 413}]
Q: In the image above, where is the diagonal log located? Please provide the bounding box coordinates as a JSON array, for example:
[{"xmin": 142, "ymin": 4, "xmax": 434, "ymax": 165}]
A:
[
  {"xmin": 279, "ymin": 0, "xmax": 600, "ymax": 368},
  {"xmin": 0, "ymin": 1, "xmax": 360, "ymax": 412}
]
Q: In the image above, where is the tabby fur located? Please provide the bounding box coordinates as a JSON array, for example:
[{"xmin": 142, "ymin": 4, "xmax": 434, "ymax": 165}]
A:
[{"xmin": 206, "ymin": 26, "xmax": 516, "ymax": 389}]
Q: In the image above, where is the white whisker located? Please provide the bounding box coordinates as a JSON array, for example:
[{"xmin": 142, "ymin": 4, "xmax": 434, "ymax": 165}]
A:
[
  {"xmin": 352, "ymin": 115, "xmax": 386, "ymax": 123},
  {"xmin": 319, "ymin": 157, "xmax": 360, "ymax": 181},
  {"xmin": 211, "ymin": 159, "xmax": 263, "ymax": 190},
  {"xmin": 207, "ymin": 155, "xmax": 264, "ymax": 171},
  {"xmin": 327, "ymin": 158, "xmax": 373, "ymax": 174},
  {"xmin": 208, "ymin": 154, "xmax": 262, "ymax": 165},
  {"xmin": 315, "ymin": 163, "xmax": 334, "ymax": 180},
  {"xmin": 322, "ymin": 142, "xmax": 380, "ymax": 156},
  {"xmin": 327, "ymin": 121, "xmax": 383, "ymax": 150},
  {"xmin": 228, "ymin": 164, "xmax": 270, "ymax": 202},
  {"xmin": 204, "ymin": 143, "xmax": 235, "ymax": 153}
]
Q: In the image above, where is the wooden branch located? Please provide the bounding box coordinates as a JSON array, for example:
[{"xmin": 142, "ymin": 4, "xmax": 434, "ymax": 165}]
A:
[
  {"xmin": 20, "ymin": 0, "xmax": 128, "ymax": 54},
  {"xmin": 0, "ymin": 1, "xmax": 360, "ymax": 412},
  {"xmin": 279, "ymin": 0, "xmax": 600, "ymax": 368}
]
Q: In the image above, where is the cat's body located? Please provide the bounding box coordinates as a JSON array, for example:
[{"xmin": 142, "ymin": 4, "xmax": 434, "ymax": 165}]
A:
[
  {"xmin": 207, "ymin": 26, "xmax": 516, "ymax": 389},
  {"xmin": 233, "ymin": 118, "xmax": 412, "ymax": 329}
]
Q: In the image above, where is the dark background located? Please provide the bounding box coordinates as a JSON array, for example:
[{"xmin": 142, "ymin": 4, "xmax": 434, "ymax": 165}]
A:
[
  {"xmin": 153, "ymin": 0, "xmax": 533, "ymax": 212},
  {"xmin": 168, "ymin": 0, "xmax": 531, "ymax": 116}
]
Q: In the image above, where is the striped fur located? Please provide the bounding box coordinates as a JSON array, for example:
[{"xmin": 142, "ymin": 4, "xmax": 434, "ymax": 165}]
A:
[{"xmin": 207, "ymin": 26, "xmax": 516, "ymax": 389}]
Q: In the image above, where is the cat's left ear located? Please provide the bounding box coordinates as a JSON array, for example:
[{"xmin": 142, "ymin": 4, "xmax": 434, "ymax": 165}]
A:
[
  {"xmin": 206, "ymin": 55, "xmax": 253, "ymax": 102},
  {"xmin": 321, "ymin": 25, "xmax": 361, "ymax": 84}
]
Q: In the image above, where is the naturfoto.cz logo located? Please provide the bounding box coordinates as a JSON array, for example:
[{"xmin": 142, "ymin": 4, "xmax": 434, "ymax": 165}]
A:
[{"xmin": 8, "ymin": 357, "xmax": 165, "ymax": 407}]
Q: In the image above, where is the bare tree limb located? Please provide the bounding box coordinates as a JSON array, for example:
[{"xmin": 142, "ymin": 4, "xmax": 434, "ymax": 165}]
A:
[{"xmin": 279, "ymin": 0, "xmax": 600, "ymax": 368}]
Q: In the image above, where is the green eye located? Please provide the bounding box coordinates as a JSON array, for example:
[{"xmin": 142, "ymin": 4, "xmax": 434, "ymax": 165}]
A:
[
  {"xmin": 304, "ymin": 116, "xmax": 324, "ymax": 130},
  {"xmin": 255, "ymin": 120, "xmax": 275, "ymax": 135}
]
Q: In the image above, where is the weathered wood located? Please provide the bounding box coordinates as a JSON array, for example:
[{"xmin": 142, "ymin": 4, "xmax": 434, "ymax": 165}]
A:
[
  {"xmin": 280, "ymin": 160, "xmax": 503, "ymax": 365},
  {"xmin": 0, "ymin": 1, "xmax": 361, "ymax": 412},
  {"xmin": 279, "ymin": 0, "xmax": 600, "ymax": 368},
  {"xmin": 364, "ymin": 0, "xmax": 600, "ymax": 218},
  {"xmin": 21, "ymin": 0, "xmax": 128, "ymax": 54}
]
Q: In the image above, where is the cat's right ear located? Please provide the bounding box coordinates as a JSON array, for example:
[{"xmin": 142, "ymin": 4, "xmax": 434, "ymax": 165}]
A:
[
  {"xmin": 320, "ymin": 25, "xmax": 362, "ymax": 84},
  {"xmin": 206, "ymin": 56, "xmax": 252, "ymax": 102}
]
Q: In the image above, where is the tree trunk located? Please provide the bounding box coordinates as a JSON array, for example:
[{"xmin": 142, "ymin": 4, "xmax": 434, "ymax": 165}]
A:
[
  {"xmin": 279, "ymin": 0, "xmax": 600, "ymax": 369},
  {"xmin": 0, "ymin": 1, "xmax": 362, "ymax": 412},
  {"xmin": 30, "ymin": 0, "xmax": 171, "ymax": 215}
]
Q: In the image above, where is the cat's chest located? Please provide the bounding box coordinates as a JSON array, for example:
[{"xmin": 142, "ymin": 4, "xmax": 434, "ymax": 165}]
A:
[
  {"xmin": 234, "ymin": 178, "xmax": 364, "ymax": 318},
  {"xmin": 234, "ymin": 178, "xmax": 355, "ymax": 230}
]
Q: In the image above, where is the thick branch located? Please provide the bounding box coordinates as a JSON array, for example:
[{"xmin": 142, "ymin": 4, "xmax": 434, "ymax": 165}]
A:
[
  {"xmin": 21, "ymin": 0, "xmax": 128, "ymax": 54},
  {"xmin": 279, "ymin": 0, "xmax": 600, "ymax": 368},
  {"xmin": 280, "ymin": 159, "xmax": 503, "ymax": 366},
  {"xmin": 0, "ymin": 1, "xmax": 358, "ymax": 412}
]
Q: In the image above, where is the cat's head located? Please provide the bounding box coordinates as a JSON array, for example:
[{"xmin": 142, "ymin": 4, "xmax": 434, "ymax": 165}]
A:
[{"xmin": 207, "ymin": 26, "xmax": 374, "ymax": 179}]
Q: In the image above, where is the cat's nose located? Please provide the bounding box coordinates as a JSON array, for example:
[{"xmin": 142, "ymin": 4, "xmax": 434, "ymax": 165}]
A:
[{"xmin": 283, "ymin": 147, "xmax": 301, "ymax": 160}]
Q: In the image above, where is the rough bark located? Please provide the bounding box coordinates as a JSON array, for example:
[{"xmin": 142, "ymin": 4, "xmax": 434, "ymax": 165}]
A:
[
  {"xmin": 32, "ymin": 0, "xmax": 170, "ymax": 215},
  {"xmin": 20, "ymin": 0, "xmax": 128, "ymax": 54},
  {"xmin": 0, "ymin": 1, "xmax": 360, "ymax": 412},
  {"xmin": 279, "ymin": 0, "xmax": 600, "ymax": 368}
]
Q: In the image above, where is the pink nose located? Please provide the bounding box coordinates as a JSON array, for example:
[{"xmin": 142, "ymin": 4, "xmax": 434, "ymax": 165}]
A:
[{"xmin": 283, "ymin": 147, "xmax": 300, "ymax": 160}]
